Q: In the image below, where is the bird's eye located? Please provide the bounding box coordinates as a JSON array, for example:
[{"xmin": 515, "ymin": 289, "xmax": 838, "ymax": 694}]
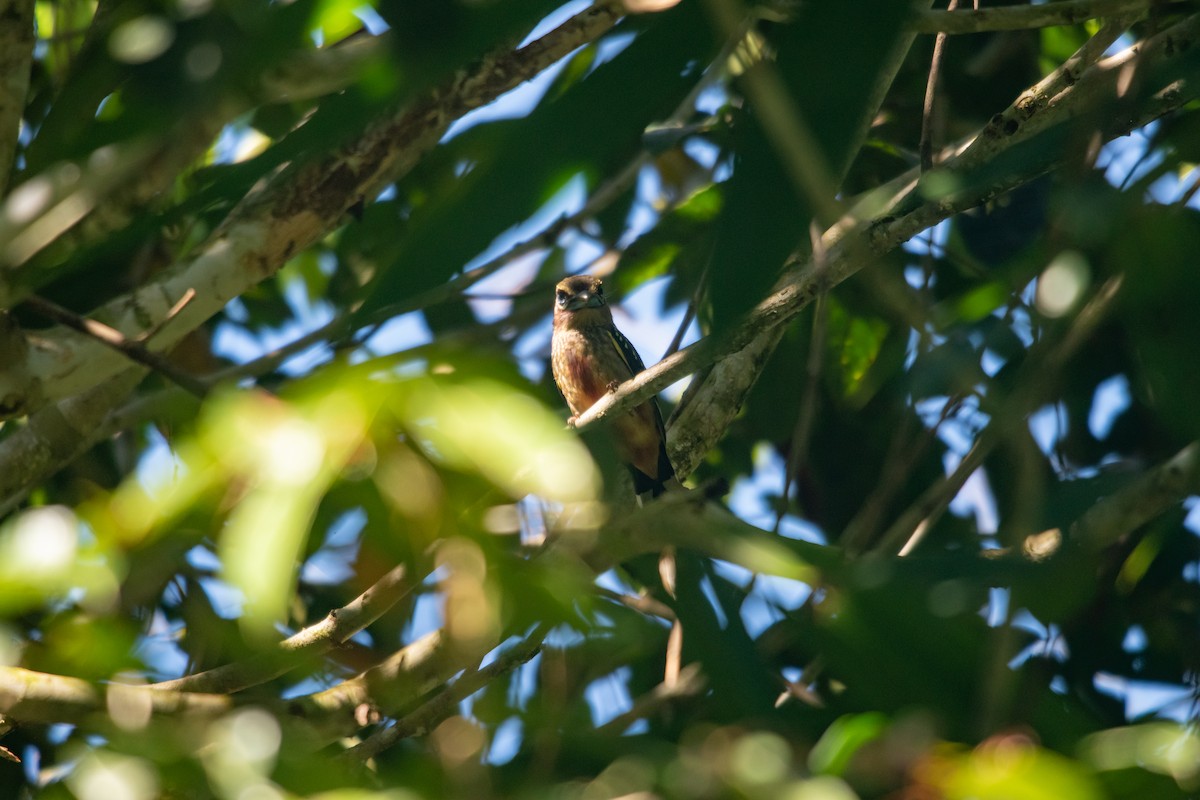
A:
[
  {"xmin": 596, "ymin": 283, "xmax": 604, "ymax": 295},
  {"xmin": 556, "ymin": 290, "xmax": 568, "ymax": 304}
]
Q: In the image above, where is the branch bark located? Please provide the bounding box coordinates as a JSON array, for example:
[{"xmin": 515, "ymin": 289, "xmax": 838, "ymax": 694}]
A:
[{"xmin": 0, "ymin": 368, "xmax": 147, "ymax": 518}]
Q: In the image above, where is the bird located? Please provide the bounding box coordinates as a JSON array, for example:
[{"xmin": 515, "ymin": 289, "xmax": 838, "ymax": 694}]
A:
[{"xmin": 551, "ymin": 274, "xmax": 677, "ymax": 497}]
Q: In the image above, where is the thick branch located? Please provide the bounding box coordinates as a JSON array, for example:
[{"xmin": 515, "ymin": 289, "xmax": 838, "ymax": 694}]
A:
[
  {"xmin": 0, "ymin": 666, "xmax": 230, "ymax": 726},
  {"xmin": 0, "ymin": 368, "xmax": 147, "ymax": 518}
]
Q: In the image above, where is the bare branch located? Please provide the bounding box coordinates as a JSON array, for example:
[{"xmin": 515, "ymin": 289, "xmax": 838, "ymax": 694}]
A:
[
  {"xmin": 920, "ymin": 0, "xmax": 960, "ymax": 172},
  {"xmin": 1070, "ymin": 443, "xmax": 1200, "ymax": 551},
  {"xmin": 914, "ymin": 0, "xmax": 1156, "ymax": 35},
  {"xmin": 154, "ymin": 562, "xmax": 413, "ymax": 694}
]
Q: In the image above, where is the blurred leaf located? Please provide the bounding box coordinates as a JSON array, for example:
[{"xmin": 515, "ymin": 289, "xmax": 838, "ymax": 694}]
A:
[
  {"xmin": 212, "ymin": 385, "xmax": 382, "ymax": 641},
  {"xmin": 923, "ymin": 738, "xmax": 1103, "ymax": 800},
  {"xmin": 808, "ymin": 712, "xmax": 889, "ymax": 776},
  {"xmin": 1110, "ymin": 207, "xmax": 1200, "ymax": 441},
  {"xmin": 400, "ymin": 375, "xmax": 600, "ymax": 503},
  {"xmin": 825, "ymin": 295, "xmax": 890, "ymax": 401}
]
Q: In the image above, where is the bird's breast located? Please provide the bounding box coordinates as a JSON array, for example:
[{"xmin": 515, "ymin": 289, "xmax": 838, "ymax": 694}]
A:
[{"xmin": 552, "ymin": 330, "xmax": 601, "ymax": 415}]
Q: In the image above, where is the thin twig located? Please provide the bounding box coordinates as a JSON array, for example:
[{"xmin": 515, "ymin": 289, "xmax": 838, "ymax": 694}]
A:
[
  {"xmin": 663, "ymin": 263, "xmax": 708, "ymax": 359},
  {"xmin": 776, "ymin": 221, "xmax": 828, "ymax": 533},
  {"xmin": 596, "ymin": 662, "xmax": 706, "ymax": 735},
  {"xmin": 921, "ymin": 0, "xmax": 960, "ymax": 172},
  {"xmin": 597, "ymin": 587, "xmax": 676, "ymax": 621},
  {"xmin": 22, "ymin": 294, "xmax": 210, "ymax": 399},
  {"xmin": 135, "ymin": 288, "xmax": 196, "ymax": 343}
]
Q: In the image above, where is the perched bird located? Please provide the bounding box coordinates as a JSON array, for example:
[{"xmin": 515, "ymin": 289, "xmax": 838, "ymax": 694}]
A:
[{"xmin": 551, "ymin": 274, "xmax": 677, "ymax": 496}]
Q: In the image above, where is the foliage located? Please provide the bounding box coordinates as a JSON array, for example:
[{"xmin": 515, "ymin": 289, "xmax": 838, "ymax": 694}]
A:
[{"xmin": 0, "ymin": 1, "xmax": 1198, "ymax": 798}]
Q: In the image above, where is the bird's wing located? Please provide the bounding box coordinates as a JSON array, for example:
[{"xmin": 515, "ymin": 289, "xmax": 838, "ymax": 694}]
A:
[
  {"xmin": 604, "ymin": 325, "xmax": 647, "ymax": 377},
  {"xmin": 604, "ymin": 325, "xmax": 669, "ymax": 442}
]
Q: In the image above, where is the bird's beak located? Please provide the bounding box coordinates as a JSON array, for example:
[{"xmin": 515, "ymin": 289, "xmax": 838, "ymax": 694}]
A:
[{"xmin": 562, "ymin": 291, "xmax": 592, "ymax": 311}]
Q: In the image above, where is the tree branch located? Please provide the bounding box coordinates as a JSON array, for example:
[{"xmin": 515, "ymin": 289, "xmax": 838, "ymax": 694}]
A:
[
  {"xmin": 154, "ymin": 562, "xmax": 413, "ymax": 694},
  {"xmin": 914, "ymin": 0, "xmax": 1157, "ymax": 35},
  {"xmin": 0, "ymin": 489, "xmax": 828, "ymax": 734},
  {"xmin": 1070, "ymin": 442, "xmax": 1200, "ymax": 551},
  {"xmin": 0, "ymin": 666, "xmax": 230, "ymax": 726},
  {"xmin": 0, "ymin": 368, "xmax": 147, "ymax": 519},
  {"xmin": 1, "ymin": 32, "xmax": 389, "ymax": 292}
]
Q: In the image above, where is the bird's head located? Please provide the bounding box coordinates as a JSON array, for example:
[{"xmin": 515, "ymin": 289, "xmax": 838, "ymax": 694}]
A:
[{"xmin": 554, "ymin": 275, "xmax": 607, "ymax": 313}]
